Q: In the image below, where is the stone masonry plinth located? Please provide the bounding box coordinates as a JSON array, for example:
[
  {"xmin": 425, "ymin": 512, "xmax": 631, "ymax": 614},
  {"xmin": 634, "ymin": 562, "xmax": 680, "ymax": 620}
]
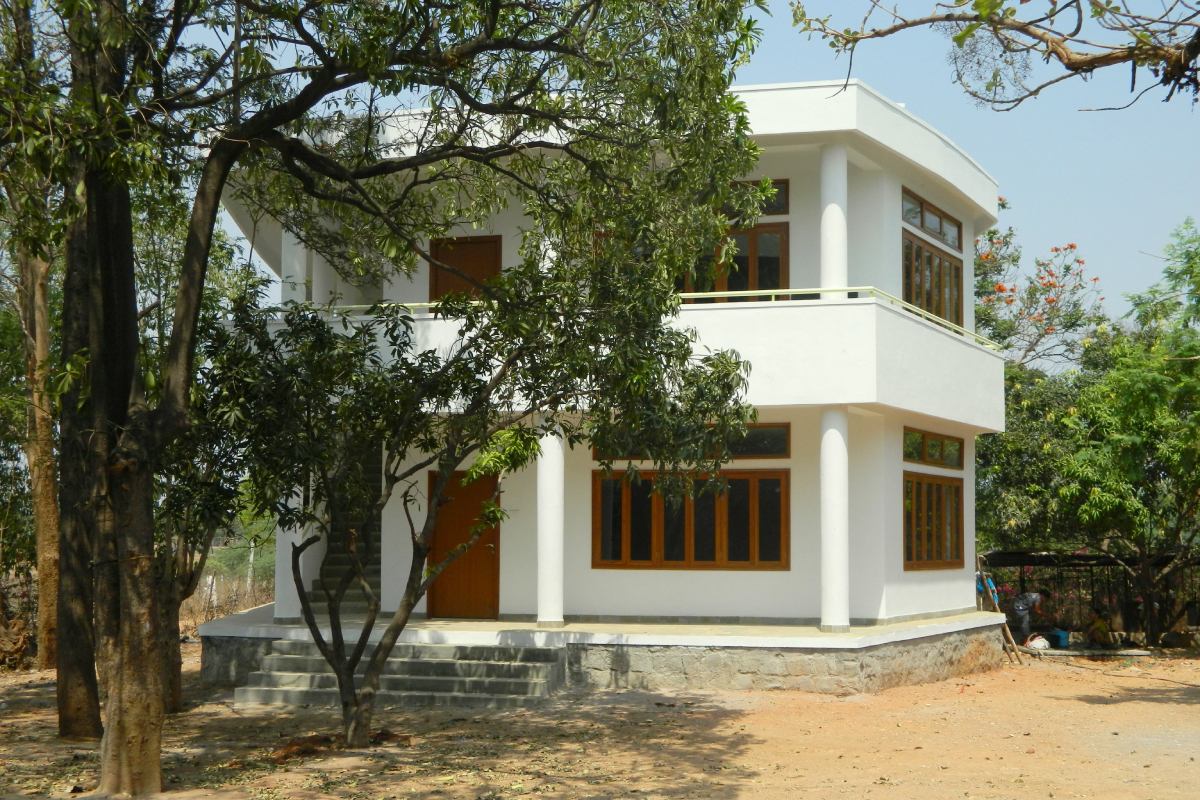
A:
[{"xmin": 566, "ymin": 626, "xmax": 1004, "ymax": 696}]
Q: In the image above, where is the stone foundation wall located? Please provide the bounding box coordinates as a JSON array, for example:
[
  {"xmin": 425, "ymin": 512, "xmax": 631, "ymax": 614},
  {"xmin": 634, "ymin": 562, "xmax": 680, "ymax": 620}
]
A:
[
  {"xmin": 567, "ymin": 626, "xmax": 1005, "ymax": 695},
  {"xmin": 200, "ymin": 635, "xmax": 277, "ymax": 687}
]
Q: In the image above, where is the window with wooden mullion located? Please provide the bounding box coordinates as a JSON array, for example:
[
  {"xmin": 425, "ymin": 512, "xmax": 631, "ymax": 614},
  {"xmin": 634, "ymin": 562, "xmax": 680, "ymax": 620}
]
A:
[
  {"xmin": 903, "ymin": 471, "xmax": 964, "ymax": 570},
  {"xmin": 902, "ymin": 233, "xmax": 963, "ymax": 326},
  {"xmin": 593, "ymin": 470, "xmax": 788, "ymax": 569},
  {"xmin": 685, "ymin": 223, "xmax": 789, "ymax": 303}
]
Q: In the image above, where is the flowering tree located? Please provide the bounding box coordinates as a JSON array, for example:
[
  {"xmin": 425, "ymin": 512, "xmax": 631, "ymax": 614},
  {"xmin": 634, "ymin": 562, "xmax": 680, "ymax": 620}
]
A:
[{"xmin": 975, "ymin": 204, "xmax": 1107, "ymax": 369}]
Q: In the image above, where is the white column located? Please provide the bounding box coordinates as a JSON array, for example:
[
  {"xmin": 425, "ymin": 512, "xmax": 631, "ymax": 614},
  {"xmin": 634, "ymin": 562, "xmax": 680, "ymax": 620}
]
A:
[
  {"xmin": 820, "ymin": 142, "xmax": 849, "ymax": 298},
  {"xmin": 272, "ymin": 524, "xmax": 326, "ymax": 623},
  {"xmin": 820, "ymin": 407, "xmax": 851, "ymax": 632},
  {"xmin": 280, "ymin": 231, "xmax": 309, "ymax": 304},
  {"xmin": 536, "ymin": 431, "xmax": 566, "ymax": 628}
]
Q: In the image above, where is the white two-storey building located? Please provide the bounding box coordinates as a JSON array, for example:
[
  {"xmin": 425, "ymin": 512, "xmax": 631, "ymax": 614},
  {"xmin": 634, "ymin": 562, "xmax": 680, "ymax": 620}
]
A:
[{"xmin": 205, "ymin": 81, "xmax": 1008, "ymax": 701}]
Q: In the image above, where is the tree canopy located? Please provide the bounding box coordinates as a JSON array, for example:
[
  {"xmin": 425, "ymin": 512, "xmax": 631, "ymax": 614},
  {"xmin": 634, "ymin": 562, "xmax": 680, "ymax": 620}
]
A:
[{"xmin": 793, "ymin": 1, "xmax": 1200, "ymax": 109}]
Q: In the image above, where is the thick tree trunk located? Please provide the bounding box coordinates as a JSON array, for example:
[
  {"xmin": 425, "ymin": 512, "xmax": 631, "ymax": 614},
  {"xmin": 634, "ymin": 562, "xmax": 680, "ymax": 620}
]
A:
[
  {"xmin": 55, "ymin": 195, "xmax": 103, "ymax": 741},
  {"xmin": 17, "ymin": 248, "xmax": 59, "ymax": 670},
  {"xmin": 99, "ymin": 446, "xmax": 164, "ymax": 796}
]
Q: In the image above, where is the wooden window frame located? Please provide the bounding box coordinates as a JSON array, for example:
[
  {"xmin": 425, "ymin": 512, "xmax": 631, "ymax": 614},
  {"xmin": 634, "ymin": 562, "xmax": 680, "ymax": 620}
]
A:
[
  {"xmin": 591, "ymin": 469, "xmax": 790, "ymax": 570},
  {"xmin": 902, "ymin": 189, "xmax": 962, "ymax": 252},
  {"xmin": 727, "ymin": 422, "xmax": 791, "ymax": 460},
  {"xmin": 685, "ymin": 222, "xmax": 790, "ymax": 303},
  {"xmin": 734, "ymin": 179, "xmax": 789, "ymax": 216},
  {"xmin": 903, "ymin": 471, "xmax": 965, "ymax": 571},
  {"xmin": 428, "ymin": 235, "xmax": 503, "ymax": 301},
  {"xmin": 592, "ymin": 423, "xmax": 791, "ymax": 462},
  {"xmin": 902, "ymin": 232, "xmax": 963, "ymax": 326},
  {"xmin": 903, "ymin": 427, "xmax": 965, "ymax": 470}
]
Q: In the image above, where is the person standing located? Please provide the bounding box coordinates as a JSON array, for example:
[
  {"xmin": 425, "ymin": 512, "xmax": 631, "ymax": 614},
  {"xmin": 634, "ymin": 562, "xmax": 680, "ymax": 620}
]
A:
[{"xmin": 1010, "ymin": 589, "xmax": 1052, "ymax": 646}]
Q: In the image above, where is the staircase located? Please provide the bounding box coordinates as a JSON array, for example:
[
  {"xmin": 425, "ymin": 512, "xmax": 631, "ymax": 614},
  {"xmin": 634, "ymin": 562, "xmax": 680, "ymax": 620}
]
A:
[
  {"xmin": 235, "ymin": 640, "xmax": 566, "ymax": 708},
  {"xmin": 304, "ymin": 543, "xmax": 382, "ymax": 618}
]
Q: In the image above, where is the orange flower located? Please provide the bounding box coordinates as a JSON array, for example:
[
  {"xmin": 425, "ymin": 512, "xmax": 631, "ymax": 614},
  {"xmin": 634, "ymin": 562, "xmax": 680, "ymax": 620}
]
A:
[
  {"xmin": 994, "ymin": 283, "xmax": 1006, "ymax": 293},
  {"xmin": 1046, "ymin": 297, "xmax": 1058, "ymax": 304},
  {"xmin": 1077, "ymin": 259, "xmax": 1085, "ymax": 265},
  {"xmin": 1005, "ymin": 297, "xmax": 1015, "ymax": 305},
  {"xmin": 1047, "ymin": 326, "xmax": 1057, "ymax": 332}
]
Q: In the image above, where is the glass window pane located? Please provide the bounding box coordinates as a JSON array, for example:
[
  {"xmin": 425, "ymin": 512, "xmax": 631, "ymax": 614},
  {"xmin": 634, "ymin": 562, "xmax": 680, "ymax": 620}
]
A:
[
  {"xmin": 945, "ymin": 223, "xmax": 960, "ymax": 249},
  {"xmin": 730, "ymin": 425, "xmax": 789, "ymax": 458},
  {"xmin": 923, "ymin": 250, "xmax": 933, "ymax": 311},
  {"xmin": 943, "ymin": 439, "xmax": 962, "ymax": 468},
  {"xmin": 757, "ymin": 478, "xmax": 782, "ymax": 562},
  {"xmin": 924, "ymin": 482, "xmax": 935, "ymax": 562},
  {"xmin": 692, "ymin": 254, "xmax": 716, "ymax": 303},
  {"xmin": 762, "ymin": 181, "xmax": 787, "ymax": 215},
  {"xmin": 903, "ymin": 193, "xmax": 921, "ymax": 226},
  {"xmin": 924, "ymin": 208, "xmax": 941, "ymax": 235},
  {"xmin": 926, "ymin": 436, "xmax": 943, "ymax": 463},
  {"xmin": 904, "ymin": 430, "xmax": 924, "ymax": 461},
  {"xmin": 904, "ymin": 479, "xmax": 914, "ymax": 563},
  {"xmin": 600, "ymin": 479, "xmax": 622, "ymax": 560},
  {"xmin": 728, "ymin": 234, "xmax": 750, "ymax": 296},
  {"xmin": 903, "ymin": 239, "xmax": 913, "ymax": 305},
  {"xmin": 630, "ymin": 480, "xmax": 653, "ymax": 561},
  {"xmin": 694, "ymin": 492, "xmax": 717, "ymax": 562},
  {"xmin": 663, "ymin": 499, "xmax": 686, "ymax": 562},
  {"xmin": 756, "ymin": 232, "xmax": 781, "ymax": 292},
  {"xmin": 727, "ymin": 479, "xmax": 751, "ymax": 562}
]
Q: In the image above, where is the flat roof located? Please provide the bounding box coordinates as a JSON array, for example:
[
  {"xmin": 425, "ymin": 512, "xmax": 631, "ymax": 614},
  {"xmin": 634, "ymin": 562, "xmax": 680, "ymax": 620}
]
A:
[{"xmin": 732, "ymin": 80, "xmax": 998, "ymax": 225}]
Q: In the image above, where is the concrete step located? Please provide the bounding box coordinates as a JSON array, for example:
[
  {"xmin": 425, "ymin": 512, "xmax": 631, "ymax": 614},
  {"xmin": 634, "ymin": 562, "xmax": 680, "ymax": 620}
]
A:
[
  {"xmin": 233, "ymin": 685, "xmax": 545, "ymax": 708},
  {"xmin": 270, "ymin": 639, "xmax": 565, "ymax": 663},
  {"xmin": 309, "ymin": 578, "xmax": 382, "ymax": 593},
  {"xmin": 237, "ymin": 638, "xmax": 565, "ymax": 708},
  {"xmin": 260, "ymin": 653, "xmax": 559, "ymax": 680},
  {"xmin": 246, "ymin": 670, "xmax": 551, "ymax": 696}
]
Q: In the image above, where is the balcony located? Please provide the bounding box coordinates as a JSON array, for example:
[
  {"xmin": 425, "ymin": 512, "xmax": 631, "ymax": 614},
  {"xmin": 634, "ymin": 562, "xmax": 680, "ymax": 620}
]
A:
[
  {"xmin": 676, "ymin": 288, "xmax": 1003, "ymax": 430},
  {"xmin": 332, "ymin": 286, "xmax": 1003, "ymax": 432}
]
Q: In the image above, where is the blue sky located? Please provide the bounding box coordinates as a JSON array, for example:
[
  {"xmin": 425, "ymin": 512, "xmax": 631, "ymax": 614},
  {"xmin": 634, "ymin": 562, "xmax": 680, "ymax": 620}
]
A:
[
  {"xmin": 234, "ymin": 2, "xmax": 1199, "ymax": 316},
  {"xmin": 737, "ymin": 2, "xmax": 1199, "ymax": 317}
]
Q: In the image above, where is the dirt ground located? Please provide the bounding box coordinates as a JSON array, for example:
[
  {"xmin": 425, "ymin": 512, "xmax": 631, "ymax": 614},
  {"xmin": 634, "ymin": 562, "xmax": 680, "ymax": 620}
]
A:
[{"xmin": 1, "ymin": 644, "xmax": 1198, "ymax": 800}]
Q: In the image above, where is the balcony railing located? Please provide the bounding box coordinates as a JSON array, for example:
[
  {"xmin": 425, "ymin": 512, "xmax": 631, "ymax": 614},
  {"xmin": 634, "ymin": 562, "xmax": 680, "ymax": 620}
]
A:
[{"xmin": 325, "ymin": 286, "xmax": 1001, "ymax": 351}]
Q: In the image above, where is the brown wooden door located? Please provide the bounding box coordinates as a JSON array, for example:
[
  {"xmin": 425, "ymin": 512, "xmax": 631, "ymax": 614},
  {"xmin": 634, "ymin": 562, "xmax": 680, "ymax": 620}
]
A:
[
  {"xmin": 427, "ymin": 472, "xmax": 500, "ymax": 619},
  {"xmin": 429, "ymin": 236, "xmax": 502, "ymax": 301}
]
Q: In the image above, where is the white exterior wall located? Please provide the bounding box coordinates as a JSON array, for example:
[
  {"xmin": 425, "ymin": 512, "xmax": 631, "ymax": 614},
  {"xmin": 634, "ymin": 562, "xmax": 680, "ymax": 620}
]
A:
[
  {"xmin": 227, "ymin": 81, "xmax": 1002, "ymax": 626},
  {"xmin": 472, "ymin": 405, "xmax": 977, "ymax": 623}
]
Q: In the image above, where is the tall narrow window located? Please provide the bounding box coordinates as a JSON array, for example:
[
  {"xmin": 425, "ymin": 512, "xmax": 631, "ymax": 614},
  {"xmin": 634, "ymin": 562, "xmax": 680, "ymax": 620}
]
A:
[
  {"xmin": 903, "ymin": 472, "xmax": 964, "ymax": 570},
  {"xmin": 592, "ymin": 471, "xmax": 789, "ymax": 569},
  {"xmin": 902, "ymin": 233, "xmax": 963, "ymax": 326}
]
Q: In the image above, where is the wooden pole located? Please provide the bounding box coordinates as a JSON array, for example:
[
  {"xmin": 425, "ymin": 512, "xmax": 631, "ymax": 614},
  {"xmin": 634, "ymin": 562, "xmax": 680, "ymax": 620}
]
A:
[{"xmin": 978, "ymin": 554, "xmax": 1023, "ymax": 665}]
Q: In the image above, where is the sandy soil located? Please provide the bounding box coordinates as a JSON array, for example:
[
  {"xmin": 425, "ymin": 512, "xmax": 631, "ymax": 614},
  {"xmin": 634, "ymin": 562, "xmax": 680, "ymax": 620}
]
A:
[{"xmin": 1, "ymin": 644, "xmax": 1198, "ymax": 800}]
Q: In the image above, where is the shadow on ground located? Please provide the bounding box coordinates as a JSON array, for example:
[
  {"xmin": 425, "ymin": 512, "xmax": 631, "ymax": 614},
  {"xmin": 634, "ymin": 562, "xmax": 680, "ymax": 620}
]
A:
[{"xmin": 162, "ymin": 687, "xmax": 760, "ymax": 799}]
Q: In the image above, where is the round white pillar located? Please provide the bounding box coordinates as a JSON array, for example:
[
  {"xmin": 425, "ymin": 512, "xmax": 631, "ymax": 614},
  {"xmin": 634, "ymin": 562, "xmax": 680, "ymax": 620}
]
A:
[
  {"xmin": 820, "ymin": 142, "xmax": 849, "ymax": 298},
  {"xmin": 536, "ymin": 431, "xmax": 566, "ymax": 628},
  {"xmin": 820, "ymin": 407, "xmax": 851, "ymax": 633}
]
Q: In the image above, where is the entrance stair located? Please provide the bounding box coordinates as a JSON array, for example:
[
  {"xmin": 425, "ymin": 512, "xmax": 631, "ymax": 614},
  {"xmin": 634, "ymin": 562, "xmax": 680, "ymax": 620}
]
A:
[{"xmin": 234, "ymin": 639, "xmax": 566, "ymax": 708}]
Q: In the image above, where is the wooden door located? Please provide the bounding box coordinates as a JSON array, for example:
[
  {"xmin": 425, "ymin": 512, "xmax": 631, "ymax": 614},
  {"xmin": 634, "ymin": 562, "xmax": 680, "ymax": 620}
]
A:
[
  {"xmin": 429, "ymin": 236, "xmax": 502, "ymax": 301},
  {"xmin": 427, "ymin": 472, "xmax": 500, "ymax": 619}
]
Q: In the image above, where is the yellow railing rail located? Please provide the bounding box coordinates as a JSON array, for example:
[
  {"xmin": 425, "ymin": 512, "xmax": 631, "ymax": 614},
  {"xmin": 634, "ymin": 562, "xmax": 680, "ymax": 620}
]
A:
[
  {"xmin": 676, "ymin": 286, "xmax": 1000, "ymax": 350},
  {"xmin": 313, "ymin": 287, "xmax": 1001, "ymax": 351}
]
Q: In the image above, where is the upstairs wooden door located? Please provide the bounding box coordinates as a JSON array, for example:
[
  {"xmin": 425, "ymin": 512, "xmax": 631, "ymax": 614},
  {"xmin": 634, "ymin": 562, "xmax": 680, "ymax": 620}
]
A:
[
  {"xmin": 429, "ymin": 236, "xmax": 502, "ymax": 301},
  {"xmin": 426, "ymin": 472, "xmax": 500, "ymax": 620}
]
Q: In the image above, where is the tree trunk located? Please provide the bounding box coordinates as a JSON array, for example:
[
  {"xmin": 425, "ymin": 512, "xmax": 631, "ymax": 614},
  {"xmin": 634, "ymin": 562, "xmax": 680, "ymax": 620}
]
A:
[
  {"xmin": 159, "ymin": 581, "xmax": 185, "ymax": 714},
  {"xmin": 55, "ymin": 192, "xmax": 103, "ymax": 741},
  {"xmin": 99, "ymin": 444, "xmax": 165, "ymax": 796},
  {"xmin": 17, "ymin": 247, "xmax": 60, "ymax": 670}
]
